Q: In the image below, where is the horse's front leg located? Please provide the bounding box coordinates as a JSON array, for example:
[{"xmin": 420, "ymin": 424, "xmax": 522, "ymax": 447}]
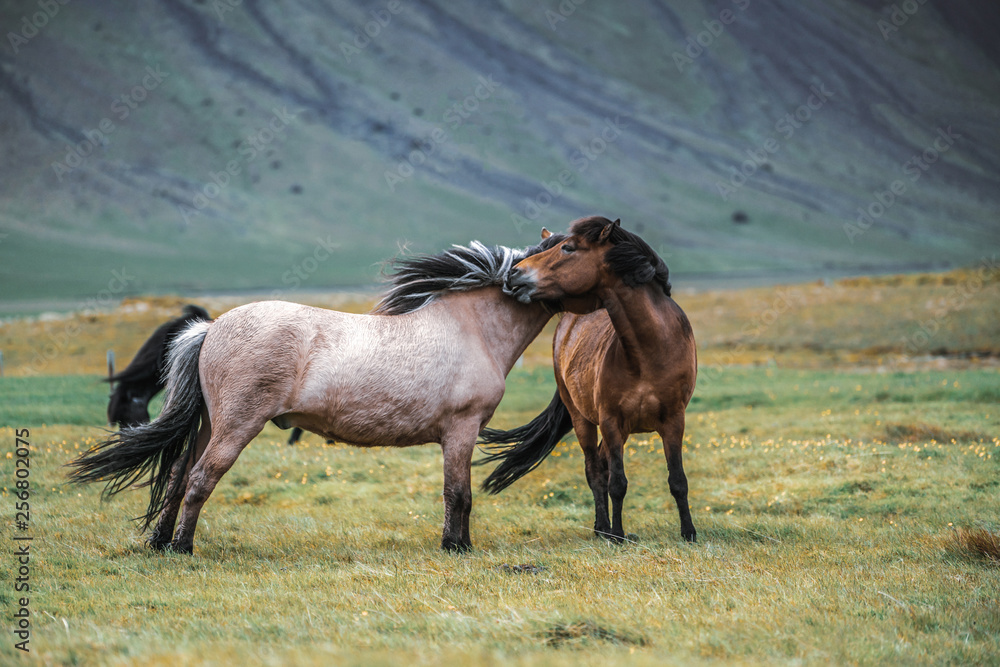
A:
[
  {"xmin": 439, "ymin": 421, "xmax": 480, "ymax": 552},
  {"xmin": 599, "ymin": 419, "xmax": 629, "ymax": 543},
  {"xmin": 574, "ymin": 419, "xmax": 611, "ymax": 539}
]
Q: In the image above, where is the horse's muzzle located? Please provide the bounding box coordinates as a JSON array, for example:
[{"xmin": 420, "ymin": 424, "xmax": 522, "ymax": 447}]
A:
[{"xmin": 503, "ymin": 267, "xmax": 535, "ymax": 304}]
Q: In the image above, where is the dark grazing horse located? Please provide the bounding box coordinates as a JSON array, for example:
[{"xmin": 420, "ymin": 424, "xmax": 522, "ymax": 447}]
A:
[
  {"xmin": 479, "ymin": 217, "xmax": 699, "ymax": 543},
  {"xmin": 107, "ymin": 305, "xmax": 212, "ymax": 427},
  {"xmin": 109, "ymin": 305, "xmax": 315, "ymax": 445},
  {"xmin": 70, "ymin": 238, "xmax": 563, "ymax": 554}
]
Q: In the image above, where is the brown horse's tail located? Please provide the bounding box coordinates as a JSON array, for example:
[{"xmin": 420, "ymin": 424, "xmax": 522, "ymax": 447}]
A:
[
  {"xmin": 476, "ymin": 391, "xmax": 573, "ymax": 494},
  {"xmin": 68, "ymin": 321, "xmax": 210, "ymax": 531}
]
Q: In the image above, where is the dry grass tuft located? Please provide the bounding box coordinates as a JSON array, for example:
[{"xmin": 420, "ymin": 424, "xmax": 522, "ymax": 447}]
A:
[
  {"xmin": 947, "ymin": 527, "xmax": 1000, "ymax": 565},
  {"xmin": 495, "ymin": 563, "xmax": 546, "ymax": 574},
  {"xmin": 544, "ymin": 620, "xmax": 647, "ymax": 648},
  {"xmin": 885, "ymin": 422, "xmax": 989, "ymax": 444}
]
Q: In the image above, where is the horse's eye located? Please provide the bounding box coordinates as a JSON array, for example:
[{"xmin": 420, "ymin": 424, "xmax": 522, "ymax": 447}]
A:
[{"xmin": 561, "ymin": 244, "xmax": 575, "ymax": 254}]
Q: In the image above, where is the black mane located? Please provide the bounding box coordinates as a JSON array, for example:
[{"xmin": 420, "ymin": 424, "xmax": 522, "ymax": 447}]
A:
[
  {"xmin": 374, "ymin": 238, "xmax": 560, "ymax": 315},
  {"xmin": 570, "ymin": 216, "xmax": 671, "ymax": 296}
]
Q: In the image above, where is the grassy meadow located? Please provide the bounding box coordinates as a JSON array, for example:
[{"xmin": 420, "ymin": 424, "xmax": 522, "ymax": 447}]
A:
[{"xmin": 1, "ymin": 269, "xmax": 999, "ymax": 665}]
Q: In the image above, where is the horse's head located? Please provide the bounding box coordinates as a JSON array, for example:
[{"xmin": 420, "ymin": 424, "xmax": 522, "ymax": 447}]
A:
[
  {"xmin": 505, "ymin": 216, "xmax": 670, "ymax": 313},
  {"xmin": 108, "ymin": 384, "xmax": 152, "ymax": 428}
]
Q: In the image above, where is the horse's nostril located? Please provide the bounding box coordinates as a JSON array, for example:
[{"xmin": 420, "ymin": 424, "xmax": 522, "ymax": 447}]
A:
[
  {"xmin": 503, "ymin": 267, "xmax": 531, "ymax": 300},
  {"xmin": 505, "ymin": 268, "xmax": 524, "ymax": 290}
]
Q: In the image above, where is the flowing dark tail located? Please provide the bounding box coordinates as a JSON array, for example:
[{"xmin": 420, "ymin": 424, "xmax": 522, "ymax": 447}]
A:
[
  {"xmin": 68, "ymin": 321, "xmax": 211, "ymax": 531},
  {"xmin": 476, "ymin": 391, "xmax": 573, "ymax": 494}
]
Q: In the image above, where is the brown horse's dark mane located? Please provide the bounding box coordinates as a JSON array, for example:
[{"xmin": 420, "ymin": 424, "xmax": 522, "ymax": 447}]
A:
[{"xmin": 570, "ymin": 216, "xmax": 671, "ymax": 297}]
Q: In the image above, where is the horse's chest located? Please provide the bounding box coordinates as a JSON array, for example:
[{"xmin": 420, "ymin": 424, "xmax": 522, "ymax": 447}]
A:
[
  {"xmin": 628, "ymin": 391, "xmax": 664, "ymax": 431},
  {"xmin": 603, "ymin": 381, "xmax": 665, "ymax": 432}
]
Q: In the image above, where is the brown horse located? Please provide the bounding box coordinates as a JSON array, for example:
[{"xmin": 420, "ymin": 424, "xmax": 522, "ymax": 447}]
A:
[
  {"xmin": 69, "ymin": 238, "xmax": 562, "ymax": 554},
  {"xmin": 479, "ymin": 217, "xmax": 698, "ymax": 543}
]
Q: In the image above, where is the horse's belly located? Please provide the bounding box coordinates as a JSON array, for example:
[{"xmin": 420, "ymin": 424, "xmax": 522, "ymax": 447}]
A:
[
  {"xmin": 279, "ymin": 320, "xmax": 502, "ymax": 446},
  {"xmin": 285, "ymin": 411, "xmax": 438, "ymax": 447},
  {"xmin": 289, "ymin": 391, "xmax": 445, "ymax": 447}
]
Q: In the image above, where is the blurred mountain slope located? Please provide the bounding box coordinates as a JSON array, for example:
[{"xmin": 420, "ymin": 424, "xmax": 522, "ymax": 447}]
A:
[{"xmin": 0, "ymin": 0, "xmax": 997, "ymax": 305}]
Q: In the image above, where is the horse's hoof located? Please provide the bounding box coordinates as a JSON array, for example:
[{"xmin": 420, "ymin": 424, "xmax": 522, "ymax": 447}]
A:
[
  {"xmin": 441, "ymin": 538, "xmax": 472, "ymax": 553},
  {"xmin": 593, "ymin": 526, "xmax": 612, "ymax": 540},
  {"xmin": 683, "ymin": 531, "xmax": 697, "ymax": 543},
  {"xmin": 596, "ymin": 530, "xmax": 626, "ymax": 544},
  {"xmin": 146, "ymin": 539, "xmax": 171, "ymax": 552},
  {"xmin": 167, "ymin": 541, "xmax": 194, "ymax": 555},
  {"xmin": 625, "ymin": 533, "xmax": 640, "ymax": 543}
]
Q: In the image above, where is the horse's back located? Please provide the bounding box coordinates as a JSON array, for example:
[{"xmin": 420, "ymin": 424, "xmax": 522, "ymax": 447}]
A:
[{"xmin": 198, "ymin": 299, "xmax": 499, "ymax": 446}]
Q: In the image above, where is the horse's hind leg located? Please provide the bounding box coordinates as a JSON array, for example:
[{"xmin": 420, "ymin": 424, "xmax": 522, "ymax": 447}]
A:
[
  {"xmin": 169, "ymin": 418, "xmax": 265, "ymax": 554},
  {"xmin": 148, "ymin": 412, "xmax": 211, "ymax": 550},
  {"xmin": 660, "ymin": 413, "xmax": 696, "ymax": 542},
  {"xmin": 146, "ymin": 455, "xmax": 188, "ymax": 551}
]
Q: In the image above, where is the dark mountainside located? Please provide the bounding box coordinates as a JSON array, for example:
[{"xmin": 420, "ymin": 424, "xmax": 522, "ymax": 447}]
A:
[{"xmin": 1, "ymin": 0, "xmax": 998, "ymax": 306}]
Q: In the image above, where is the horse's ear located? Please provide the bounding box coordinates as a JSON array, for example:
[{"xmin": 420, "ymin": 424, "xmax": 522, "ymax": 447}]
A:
[
  {"xmin": 541, "ymin": 228, "xmax": 552, "ymax": 239},
  {"xmin": 598, "ymin": 219, "xmax": 621, "ymax": 243}
]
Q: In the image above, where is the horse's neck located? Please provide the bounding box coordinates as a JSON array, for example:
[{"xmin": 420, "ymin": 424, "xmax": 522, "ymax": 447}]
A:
[
  {"xmin": 444, "ymin": 288, "xmax": 551, "ymax": 374},
  {"xmin": 599, "ymin": 283, "xmax": 673, "ymax": 372}
]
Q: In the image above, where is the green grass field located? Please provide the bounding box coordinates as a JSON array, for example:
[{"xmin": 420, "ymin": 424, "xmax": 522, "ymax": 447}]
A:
[{"xmin": 1, "ymin": 362, "xmax": 998, "ymax": 665}]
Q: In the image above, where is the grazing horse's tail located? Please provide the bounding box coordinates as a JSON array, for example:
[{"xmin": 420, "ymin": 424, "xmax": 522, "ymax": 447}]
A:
[
  {"xmin": 68, "ymin": 321, "xmax": 211, "ymax": 531},
  {"xmin": 476, "ymin": 391, "xmax": 573, "ymax": 494}
]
